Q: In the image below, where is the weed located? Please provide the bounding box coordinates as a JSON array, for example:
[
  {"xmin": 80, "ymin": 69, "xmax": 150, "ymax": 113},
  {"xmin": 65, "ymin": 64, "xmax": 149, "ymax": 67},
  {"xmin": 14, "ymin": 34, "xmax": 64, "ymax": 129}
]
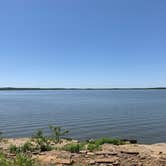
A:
[
  {"xmin": 87, "ymin": 143, "xmax": 100, "ymax": 152},
  {"xmin": 63, "ymin": 143, "xmax": 83, "ymax": 153},
  {"xmin": 49, "ymin": 125, "xmax": 69, "ymax": 143}
]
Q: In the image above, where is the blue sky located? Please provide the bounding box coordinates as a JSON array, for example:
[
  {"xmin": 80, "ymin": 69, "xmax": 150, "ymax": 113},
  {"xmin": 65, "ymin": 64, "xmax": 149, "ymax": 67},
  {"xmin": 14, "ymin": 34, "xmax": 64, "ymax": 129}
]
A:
[{"xmin": 0, "ymin": 0, "xmax": 166, "ymax": 88}]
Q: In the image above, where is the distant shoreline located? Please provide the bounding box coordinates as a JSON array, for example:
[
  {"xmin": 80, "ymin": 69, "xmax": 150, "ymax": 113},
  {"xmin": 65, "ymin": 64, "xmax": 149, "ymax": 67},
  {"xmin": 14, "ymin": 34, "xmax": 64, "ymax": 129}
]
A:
[{"xmin": 0, "ymin": 87, "xmax": 166, "ymax": 90}]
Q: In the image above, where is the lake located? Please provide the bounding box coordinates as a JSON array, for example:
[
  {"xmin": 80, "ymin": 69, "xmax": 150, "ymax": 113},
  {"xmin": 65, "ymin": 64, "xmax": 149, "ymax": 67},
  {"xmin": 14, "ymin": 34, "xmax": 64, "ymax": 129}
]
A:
[{"xmin": 0, "ymin": 90, "xmax": 166, "ymax": 144}]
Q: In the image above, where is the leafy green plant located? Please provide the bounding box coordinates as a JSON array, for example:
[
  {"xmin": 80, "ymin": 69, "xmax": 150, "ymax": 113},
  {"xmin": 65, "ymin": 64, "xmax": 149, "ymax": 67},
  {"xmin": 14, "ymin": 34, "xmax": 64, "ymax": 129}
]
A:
[
  {"xmin": 0, "ymin": 152, "xmax": 11, "ymax": 166},
  {"xmin": 0, "ymin": 152, "xmax": 37, "ymax": 166},
  {"xmin": 32, "ymin": 129, "xmax": 44, "ymax": 139},
  {"xmin": 32, "ymin": 129, "xmax": 52, "ymax": 152},
  {"xmin": 10, "ymin": 142, "xmax": 36, "ymax": 154},
  {"xmin": 49, "ymin": 125, "xmax": 69, "ymax": 143},
  {"xmin": 86, "ymin": 138, "xmax": 124, "ymax": 152},
  {"xmin": 89, "ymin": 138, "xmax": 125, "ymax": 146},
  {"xmin": 20, "ymin": 142, "xmax": 35, "ymax": 153},
  {"xmin": 63, "ymin": 143, "xmax": 83, "ymax": 153},
  {"xmin": 9, "ymin": 144, "xmax": 21, "ymax": 154},
  {"xmin": 13, "ymin": 154, "xmax": 37, "ymax": 166},
  {"xmin": 87, "ymin": 143, "xmax": 100, "ymax": 152}
]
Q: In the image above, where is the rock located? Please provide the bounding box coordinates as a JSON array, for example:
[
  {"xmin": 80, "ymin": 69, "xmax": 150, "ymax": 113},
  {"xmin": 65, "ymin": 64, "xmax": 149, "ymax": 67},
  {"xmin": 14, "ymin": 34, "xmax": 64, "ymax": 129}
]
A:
[
  {"xmin": 80, "ymin": 150, "xmax": 87, "ymax": 154},
  {"xmin": 95, "ymin": 151, "xmax": 118, "ymax": 156},
  {"xmin": 89, "ymin": 159, "xmax": 96, "ymax": 164},
  {"xmin": 121, "ymin": 139, "xmax": 137, "ymax": 144},
  {"xmin": 39, "ymin": 152, "xmax": 46, "ymax": 155},
  {"xmin": 32, "ymin": 151, "xmax": 40, "ymax": 155},
  {"xmin": 87, "ymin": 152, "xmax": 95, "ymax": 155},
  {"xmin": 95, "ymin": 157, "xmax": 119, "ymax": 163},
  {"xmin": 55, "ymin": 158, "xmax": 72, "ymax": 164},
  {"xmin": 120, "ymin": 150, "xmax": 139, "ymax": 155}
]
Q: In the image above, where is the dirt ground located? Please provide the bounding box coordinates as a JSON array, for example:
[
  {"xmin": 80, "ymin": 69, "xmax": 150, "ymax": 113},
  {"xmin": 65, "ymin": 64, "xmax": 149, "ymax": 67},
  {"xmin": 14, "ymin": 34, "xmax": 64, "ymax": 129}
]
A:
[{"xmin": 1, "ymin": 138, "xmax": 166, "ymax": 166}]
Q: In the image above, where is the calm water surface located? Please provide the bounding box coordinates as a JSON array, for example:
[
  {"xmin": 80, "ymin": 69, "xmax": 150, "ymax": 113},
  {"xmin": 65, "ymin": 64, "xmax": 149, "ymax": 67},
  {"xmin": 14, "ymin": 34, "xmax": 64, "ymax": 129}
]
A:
[{"xmin": 0, "ymin": 90, "xmax": 166, "ymax": 144}]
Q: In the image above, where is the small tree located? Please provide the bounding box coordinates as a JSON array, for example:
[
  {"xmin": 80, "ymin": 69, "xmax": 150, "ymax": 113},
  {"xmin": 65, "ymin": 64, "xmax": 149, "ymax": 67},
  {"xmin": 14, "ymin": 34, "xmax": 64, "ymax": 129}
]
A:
[
  {"xmin": 32, "ymin": 129, "xmax": 51, "ymax": 152},
  {"xmin": 32, "ymin": 129, "xmax": 44, "ymax": 139},
  {"xmin": 49, "ymin": 125, "xmax": 69, "ymax": 143}
]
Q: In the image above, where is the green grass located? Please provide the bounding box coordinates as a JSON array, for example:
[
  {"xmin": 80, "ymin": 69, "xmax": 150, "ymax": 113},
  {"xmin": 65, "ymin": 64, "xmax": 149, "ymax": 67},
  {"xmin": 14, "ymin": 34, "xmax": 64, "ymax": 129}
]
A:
[
  {"xmin": 13, "ymin": 154, "xmax": 37, "ymax": 166},
  {"xmin": 63, "ymin": 143, "xmax": 84, "ymax": 153},
  {"xmin": 0, "ymin": 152, "xmax": 11, "ymax": 166},
  {"xmin": 9, "ymin": 142, "xmax": 36, "ymax": 154},
  {"xmin": 9, "ymin": 144, "xmax": 20, "ymax": 154},
  {"xmin": 89, "ymin": 138, "xmax": 125, "ymax": 146},
  {"xmin": 31, "ymin": 129, "xmax": 52, "ymax": 152},
  {"xmin": 0, "ymin": 152, "xmax": 37, "ymax": 166},
  {"xmin": 87, "ymin": 143, "xmax": 100, "ymax": 151},
  {"xmin": 87, "ymin": 138, "xmax": 125, "ymax": 152}
]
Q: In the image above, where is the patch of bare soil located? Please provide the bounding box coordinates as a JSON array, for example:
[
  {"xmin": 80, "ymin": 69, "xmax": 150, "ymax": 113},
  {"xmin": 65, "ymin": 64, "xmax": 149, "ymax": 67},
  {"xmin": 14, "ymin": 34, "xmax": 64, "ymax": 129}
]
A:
[
  {"xmin": 36, "ymin": 143, "xmax": 166, "ymax": 166},
  {"xmin": 1, "ymin": 138, "xmax": 166, "ymax": 166}
]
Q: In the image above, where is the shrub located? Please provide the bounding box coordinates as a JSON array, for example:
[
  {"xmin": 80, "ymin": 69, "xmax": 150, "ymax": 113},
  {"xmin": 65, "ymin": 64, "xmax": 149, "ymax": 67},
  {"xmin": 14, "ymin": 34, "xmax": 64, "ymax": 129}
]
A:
[
  {"xmin": 32, "ymin": 129, "xmax": 52, "ymax": 152},
  {"xmin": 0, "ymin": 152, "xmax": 11, "ymax": 166},
  {"xmin": 63, "ymin": 143, "xmax": 83, "ymax": 153},
  {"xmin": 9, "ymin": 142, "xmax": 36, "ymax": 154},
  {"xmin": 86, "ymin": 138, "xmax": 124, "ymax": 152},
  {"xmin": 32, "ymin": 129, "xmax": 44, "ymax": 139},
  {"xmin": 87, "ymin": 143, "xmax": 100, "ymax": 152},
  {"xmin": 9, "ymin": 144, "xmax": 20, "ymax": 154},
  {"xmin": 49, "ymin": 125, "xmax": 69, "ymax": 143},
  {"xmin": 35, "ymin": 137, "xmax": 52, "ymax": 152},
  {"xmin": 20, "ymin": 142, "xmax": 35, "ymax": 153},
  {"xmin": 0, "ymin": 152, "xmax": 37, "ymax": 166},
  {"xmin": 89, "ymin": 138, "xmax": 125, "ymax": 146},
  {"xmin": 13, "ymin": 154, "xmax": 37, "ymax": 166}
]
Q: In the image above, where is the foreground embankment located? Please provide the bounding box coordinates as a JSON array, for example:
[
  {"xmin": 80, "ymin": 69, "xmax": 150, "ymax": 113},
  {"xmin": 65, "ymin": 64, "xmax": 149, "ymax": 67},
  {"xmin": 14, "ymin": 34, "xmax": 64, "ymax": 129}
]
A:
[{"xmin": 1, "ymin": 137, "xmax": 166, "ymax": 166}]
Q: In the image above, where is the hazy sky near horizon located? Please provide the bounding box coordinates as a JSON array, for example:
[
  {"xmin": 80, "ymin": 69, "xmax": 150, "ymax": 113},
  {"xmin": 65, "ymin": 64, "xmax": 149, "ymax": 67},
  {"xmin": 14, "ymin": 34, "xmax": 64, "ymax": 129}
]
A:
[{"xmin": 0, "ymin": 0, "xmax": 166, "ymax": 88}]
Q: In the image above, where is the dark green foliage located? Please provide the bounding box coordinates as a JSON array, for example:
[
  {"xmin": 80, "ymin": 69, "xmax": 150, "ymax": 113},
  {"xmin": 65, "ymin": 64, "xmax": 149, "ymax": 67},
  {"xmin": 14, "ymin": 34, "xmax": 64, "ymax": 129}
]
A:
[
  {"xmin": 35, "ymin": 137, "xmax": 52, "ymax": 152},
  {"xmin": 9, "ymin": 144, "xmax": 20, "ymax": 154},
  {"xmin": 89, "ymin": 138, "xmax": 125, "ymax": 146},
  {"xmin": 9, "ymin": 142, "xmax": 36, "ymax": 154},
  {"xmin": 63, "ymin": 143, "xmax": 83, "ymax": 153},
  {"xmin": 20, "ymin": 142, "xmax": 35, "ymax": 153},
  {"xmin": 49, "ymin": 125, "xmax": 69, "ymax": 143},
  {"xmin": 87, "ymin": 143, "xmax": 100, "ymax": 152},
  {"xmin": 32, "ymin": 129, "xmax": 44, "ymax": 139},
  {"xmin": 0, "ymin": 152, "xmax": 11, "ymax": 166},
  {"xmin": 13, "ymin": 154, "xmax": 37, "ymax": 166},
  {"xmin": 0, "ymin": 152, "xmax": 37, "ymax": 166},
  {"xmin": 87, "ymin": 138, "xmax": 125, "ymax": 152},
  {"xmin": 32, "ymin": 129, "xmax": 52, "ymax": 152}
]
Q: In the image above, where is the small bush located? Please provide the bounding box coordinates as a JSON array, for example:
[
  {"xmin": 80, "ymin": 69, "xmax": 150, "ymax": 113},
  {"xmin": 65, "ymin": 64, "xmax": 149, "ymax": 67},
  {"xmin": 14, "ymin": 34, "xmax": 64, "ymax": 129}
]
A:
[
  {"xmin": 13, "ymin": 154, "xmax": 37, "ymax": 166},
  {"xmin": 9, "ymin": 144, "xmax": 21, "ymax": 154},
  {"xmin": 63, "ymin": 143, "xmax": 83, "ymax": 153},
  {"xmin": 32, "ymin": 129, "xmax": 44, "ymax": 139},
  {"xmin": 32, "ymin": 129, "xmax": 52, "ymax": 152},
  {"xmin": 87, "ymin": 143, "xmax": 100, "ymax": 152},
  {"xmin": 49, "ymin": 125, "xmax": 69, "ymax": 143},
  {"xmin": 35, "ymin": 138, "xmax": 52, "ymax": 152},
  {"xmin": 0, "ymin": 152, "xmax": 37, "ymax": 166},
  {"xmin": 0, "ymin": 152, "xmax": 11, "ymax": 166},
  {"xmin": 9, "ymin": 142, "xmax": 36, "ymax": 154},
  {"xmin": 90, "ymin": 138, "xmax": 125, "ymax": 146},
  {"xmin": 86, "ymin": 138, "xmax": 124, "ymax": 152},
  {"xmin": 20, "ymin": 142, "xmax": 35, "ymax": 153}
]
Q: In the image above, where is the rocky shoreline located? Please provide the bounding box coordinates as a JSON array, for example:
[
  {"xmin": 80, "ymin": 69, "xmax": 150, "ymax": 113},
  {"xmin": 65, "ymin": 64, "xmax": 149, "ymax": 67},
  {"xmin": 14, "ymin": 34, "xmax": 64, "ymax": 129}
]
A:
[{"xmin": 1, "ymin": 138, "xmax": 166, "ymax": 166}]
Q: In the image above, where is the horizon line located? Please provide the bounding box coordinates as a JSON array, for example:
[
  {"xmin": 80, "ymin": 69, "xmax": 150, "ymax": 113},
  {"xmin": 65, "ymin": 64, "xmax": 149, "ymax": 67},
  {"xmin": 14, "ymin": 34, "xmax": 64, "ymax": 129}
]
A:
[{"xmin": 0, "ymin": 87, "xmax": 166, "ymax": 90}]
